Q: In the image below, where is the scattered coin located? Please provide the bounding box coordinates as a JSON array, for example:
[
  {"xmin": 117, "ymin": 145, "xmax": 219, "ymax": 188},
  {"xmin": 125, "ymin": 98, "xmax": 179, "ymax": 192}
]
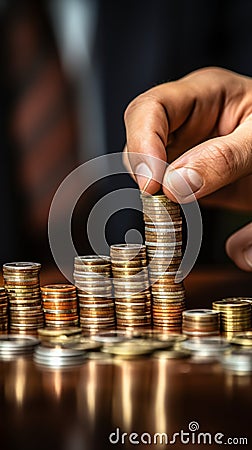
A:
[
  {"xmin": 180, "ymin": 337, "xmax": 231, "ymax": 357},
  {"xmin": 220, "ymin": 350, "xmax": 252, "ymax": 373}
]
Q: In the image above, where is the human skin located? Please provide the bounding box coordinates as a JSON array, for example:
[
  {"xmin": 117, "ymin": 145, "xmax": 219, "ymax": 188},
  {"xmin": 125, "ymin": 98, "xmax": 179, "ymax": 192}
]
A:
[{"xmin": 123, "ymin": 67, "xmax": 252, "ymax": 271}]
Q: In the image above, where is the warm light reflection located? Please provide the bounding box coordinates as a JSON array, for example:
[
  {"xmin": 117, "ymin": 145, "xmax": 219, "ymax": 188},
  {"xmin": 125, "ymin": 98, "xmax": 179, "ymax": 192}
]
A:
[
  {"xmin": 14, "ymin": 358, "xmax": 26, "ymax": 406},
  {"xmin": 154, "ymin": 359, "xmax": 167, "ymax": 434},
  {"xmin": 86, "ymin": 361, "xmax": 96, "ymax": 422},
  {"xmin": 121, "ymin": 361, "xmax": 133, "ymax": 431},
  {"xmin": 53, "ymin": 370, "xmax": 62, "ymax": 399}
]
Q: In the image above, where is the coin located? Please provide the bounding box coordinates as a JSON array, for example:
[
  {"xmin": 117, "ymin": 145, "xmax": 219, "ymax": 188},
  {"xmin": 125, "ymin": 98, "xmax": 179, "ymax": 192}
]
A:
[
  {"xmin": 231, "ymin": 331, "xmax": 252, "ymax": 347},
  {"xmin": 0, "ymin": 334, "xmax": 39, "ymax": 356},
  {"xmin": 212, "ymin": 298, "xmax": 251, "ymax": 332},
  {"xmin": 34, "ymin": 345, "xmax": 88, "ymax": 367},
  {"xmin": 153, "ymin": 349, "xmax": 191, "ymax": 359},
  {"xmin": 101, "ymin": 339, "xmax": 154, "ymax": 356},
  {"xmin": 110, "ymin": 244, "xmax": 151, "ymax": 331},
  {"xmin": 180, "ymin": 337, "xmax": 231, "ymax": 357},
  {"xmin": 182, "ymin": 309, "xmax": 220, "ymax": 337},
  {"xmin": 220, "ymin": 350, "xmax": 252, "ymax": 373},
  {"xmin": 140, "ymin": 193, "xmax": 185, "ymax": 331},
  {"xmin": 41, "ymin": 284, "xmax": 79, "ymax": 329},
  {"xmin": 73, "ymin": 256, "xmax": 115, "ymax": 334},
  {"xmin": 3, "ymin": 262, "xmax": 44, "ymax": 334},
  {"xmin": 0, "ymin": 287, "xmax": 8, "ymax": 333}
]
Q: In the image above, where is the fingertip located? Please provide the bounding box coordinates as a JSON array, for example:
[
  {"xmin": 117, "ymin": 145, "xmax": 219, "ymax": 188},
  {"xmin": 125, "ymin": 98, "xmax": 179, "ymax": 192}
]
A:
[{"xmin": 225, "ymin": 225, "xmax": 252, "ymax": 272}]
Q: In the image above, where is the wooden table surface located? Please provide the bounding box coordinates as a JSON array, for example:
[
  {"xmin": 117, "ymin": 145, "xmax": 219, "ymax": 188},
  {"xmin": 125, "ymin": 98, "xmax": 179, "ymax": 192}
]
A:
[{"xmin": 0, "ymin": 265, "xmax": 251, "ymax": 450}]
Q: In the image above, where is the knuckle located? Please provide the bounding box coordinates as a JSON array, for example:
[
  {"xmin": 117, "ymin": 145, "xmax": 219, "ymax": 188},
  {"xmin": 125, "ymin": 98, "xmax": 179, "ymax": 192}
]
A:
[
  {"xmin": 207, "ymin": 140, "xmax": 241, "ymax": 178},
  {"xmin": 124, "ymin": 92, "xmax": 160, "ymax": 122}
]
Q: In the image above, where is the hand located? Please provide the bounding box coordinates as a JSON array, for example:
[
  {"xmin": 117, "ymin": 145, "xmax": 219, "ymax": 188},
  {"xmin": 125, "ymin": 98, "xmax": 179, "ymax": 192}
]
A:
[{"xmin": 123, "ymin": 67, "xmax": 252, "ymax": 271}]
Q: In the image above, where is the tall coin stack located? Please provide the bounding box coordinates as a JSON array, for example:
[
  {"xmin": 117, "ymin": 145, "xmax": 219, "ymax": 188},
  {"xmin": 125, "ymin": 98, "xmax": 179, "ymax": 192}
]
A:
[
  {"xmin": 212, "ymin": 298, "xmax": 251, "ymax": 335},
  {"xmin": 73, "ymin": 256, "xmax": 115, "ymax": 334},
  {"xmin": 141, "ymin": 193, "xmax": 186, "ymax": 332},
  {"xmin": 0, "ymin": 287, "xmax": 8, "ymax": 334},
  {"xmin": 3, "ymin": 262, "xmax": 44, "ymax": 335},
  {"xmin": 110, "ymin": 244, "xmax": 152, "ymax": 331},
  {"xmin": 41, "ymin": 284, "xmax": 79, "ymax": 329}
]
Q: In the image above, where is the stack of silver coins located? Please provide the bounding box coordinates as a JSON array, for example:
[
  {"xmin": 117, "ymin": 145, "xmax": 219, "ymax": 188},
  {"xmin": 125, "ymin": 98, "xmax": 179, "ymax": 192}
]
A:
[
  {"xmin": 0, "ymin": 287, "xmax": 8, "ymax": 334},
  {"xmin": 212, "ymin": 298, "xmax": 251, "ymax": 335},
  {"xmin": 141, "ymin": 193, "xmax": 186, "ymax": 332},
  {"xmin": 3, "ymin": 262, "xmax": 44, "ymax": 335},
  {"xmin": 182, "ymin": 309, "xmax": 220, "ymax": 337},
  {"xmin": 41, "ymin": 284, "xmax": 79, "ymax": 329},
  {"xmin": 73, "ymin": 256, "xmax": 115, "ymax": 334},
  {"xmin": 0, "ymin": 335, "xmax": 39, "ymax": 358},
  {"xmin": 34, "ymin": 345, "xmax": 88, "ymax": 368},
  {"xmin": 110, "ymin": 244, "xmax": 151, "ymax": 331},
  {"xmin": 180, "ymin": 336, "xmax": 231, "ymax": 358}
]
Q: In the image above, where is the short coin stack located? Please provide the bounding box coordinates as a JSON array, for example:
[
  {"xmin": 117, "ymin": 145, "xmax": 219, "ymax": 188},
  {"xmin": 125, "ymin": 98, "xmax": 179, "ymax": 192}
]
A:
[
  {"xmin": 0, "ymin": 287, "xmax": 8, "ymax": 334},
  {"xmin": 73, "ymin": 256, "xmax": 115, "ymax": 334},
  {"xmin": 212, "ymin": 298, "xmax": 251, "ymax": 335},
  {"xmin": 141, "ymin": 193, "xmax": 186, "ymax": 332},
  {"xmin": 110, "ymin": 244, "xmax": 151, "ymax": 331},
  {"xmin": 41, "ymin": 284, "xmax": 79, "ymax": 329},
  {"xmin": 0, "ymin": 335, "xmax": 39, "ymax": 358},
  {"xmin": 3, "ymin": 262, "xmax": 44, "ymax": 335},
  {"xmin": 182, "ymin": 309, "xmax": 220, "ymax": 337}
]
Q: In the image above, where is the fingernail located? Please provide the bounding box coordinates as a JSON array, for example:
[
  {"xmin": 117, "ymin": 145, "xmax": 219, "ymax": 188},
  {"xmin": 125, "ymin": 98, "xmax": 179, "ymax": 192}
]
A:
[
  {"xmin": 164, "ymin": 167, "xmax": 203, "ymax": 198},
  {"xmin": 135, "ymin": 163, "xmax": 153, "ymax": 192},
  {"xmin": 243, "ymin": 245, "xmax": 252, "ymax": 268}
]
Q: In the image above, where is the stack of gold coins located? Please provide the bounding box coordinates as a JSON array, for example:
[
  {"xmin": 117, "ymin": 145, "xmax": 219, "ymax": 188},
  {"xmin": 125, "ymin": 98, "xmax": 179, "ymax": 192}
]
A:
[
  {"xmin": 212, "ymin": 298, "xmax": 251, "ymax": 335},
  {"xmin": 140, "ymin": 193, "xmax": 185, "ymax": 332},
  {"xmin": 41, "ymin": 284, "xmax": 79, "ymax": 329},
  {"xmin": 73, "ymin": 256, "xmax": 115, "ymax": 334},
  {"xmin": 3, "ymin": 262, "xmax": 44, "ymax": 335},
  {"xmin": 0, "ymin": 287, "xmax": 8, "ymax": 334},
  {"xmin": 110, "ymin": 244, "xmax": 151, "ymax": 331},
  {"xmin": 182, "ymin": 309, "xmax": 220, "ymax": 337}
]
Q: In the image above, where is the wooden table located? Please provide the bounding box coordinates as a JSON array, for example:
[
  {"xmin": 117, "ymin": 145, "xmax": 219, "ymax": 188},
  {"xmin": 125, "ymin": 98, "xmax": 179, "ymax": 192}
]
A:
[{"xmin": 0, "ymin": 266, "xmax": 251, "ymax": 450}]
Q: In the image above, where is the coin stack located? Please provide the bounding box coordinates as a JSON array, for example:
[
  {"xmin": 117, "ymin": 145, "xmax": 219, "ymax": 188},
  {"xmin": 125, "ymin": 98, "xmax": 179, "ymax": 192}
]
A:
[
  {"xmin": 0, "ymin": 335, "xmax": 39, "ymax": 358},
  {"xmin": 0, "ymin": 287, "xmax": 8, "ymax": 334},
  {"xmin": 141, "ymin": 193, "xmax": 186, "ymax": 332},
  {"xmin": 212, "ymin": 298, "xmax": 252, "ymax": 335},
  {"xmin": 34, "ymin": 345, "xmax": 88, "ymax": 368},
  {"xmin": 3, "ymin": 262, "xmax": 44, "ymax": 335},
  {"xmin": 110, "ymin": 244, "xmax": 151, "ymax": 331},
  {"xmin": 73, "ymin": 256, "xmax": 116, "ymax": 334},
  {"xmin": 182, "ymin": 309, "xmax": 220, "ymax": 337},
  {"xmin": 41, "ymin": 284, "xmax": 79, "ymax": 329}
]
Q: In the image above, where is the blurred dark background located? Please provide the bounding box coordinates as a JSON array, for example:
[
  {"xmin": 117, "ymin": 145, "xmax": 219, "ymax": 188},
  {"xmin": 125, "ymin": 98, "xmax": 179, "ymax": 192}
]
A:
[{"xmin": 0, "ymin": 0, "xmax": 251, "ymax": 269}]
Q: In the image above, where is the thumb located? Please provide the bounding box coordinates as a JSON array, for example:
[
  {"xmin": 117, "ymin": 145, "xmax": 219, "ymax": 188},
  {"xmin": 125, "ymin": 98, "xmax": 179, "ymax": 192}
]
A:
[
  {"xmin": 163, "ymin": 118, "xmax": 252, "ymax": 202},
  {"xmin": 225, "ymin": 222, "xmax": 252, "ymax": 271}
]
